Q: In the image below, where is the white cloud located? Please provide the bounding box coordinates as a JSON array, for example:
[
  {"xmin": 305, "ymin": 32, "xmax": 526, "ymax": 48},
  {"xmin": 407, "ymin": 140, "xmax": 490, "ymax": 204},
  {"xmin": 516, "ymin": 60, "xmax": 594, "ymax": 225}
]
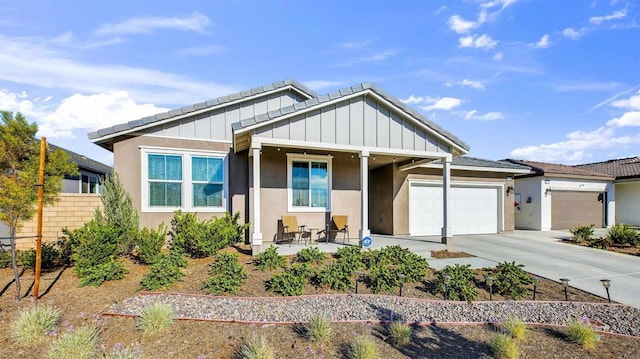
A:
[
  {"xmin": 493, "ymin": 52, "xmax": 504, "ymax": 61},
  {"xmin": 445, "ymin": 79, "xmax": 485, "ymax": 90},
  {"xmin": 553, "ymin": 81, "xmax": 622, "ymax": 92},
  {"xmin": 400, "ymin": 95, "xmax": 425, "ymax": 104},
  {"xmin": 95, "ymin": 12, "xmax": 210, "ymax": 36},
  {"xmin": 532, "ymin": 34, "xmax": 550, "ymax": 48},
  {"xmin": 0, "ymin": 89, "xmax": 169, "ymax": 138},
  {"xmin": 562, "ymin": 27, "xmax": 587, "ymax": 40},
  {"xmin": 448, "ymin": 15, "xmax": 477, "ymax": 34},
  {"xmin": 420, "ymin": 97, "xmax": 462, "ymax": 111},
  {"xmin": 337, "ymin": 49, "xmax": 399, "ymax": 67},
  {"xmin": 174, "ymin": 45, "xmax": 225, "ymax": 57},
  {"xmin": 337, "ymin": 40, "xmax": 371, "ymax": 50},
  {"xmin": 464, "ymin": 110, "xmax": 504, "ymax": 121},
  {"xmin": 607, "ymin": 112, "xmax": 640, "ymax": 127},
  {"xmin": 303, "ymin": 80, "xmax": 346, "ymax": 91},
  {"xmin": 611, "ymin": 90, "xmax": 640, "ymax": 110},
  {"xmin": 589, "ymin": 8, "xmax": 627, "ymax": 25},
  {"xmin": 458, "ymin": 34, "xmax": 498, "ymax": 50}
]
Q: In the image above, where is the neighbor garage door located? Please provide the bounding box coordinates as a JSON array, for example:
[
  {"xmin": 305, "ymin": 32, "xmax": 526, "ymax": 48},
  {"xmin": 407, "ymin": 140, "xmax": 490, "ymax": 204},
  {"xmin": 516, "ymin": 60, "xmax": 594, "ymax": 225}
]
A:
[
  {"xmin": 551, "ymin": 191, "xmax": 604, "ymax": 230},
  {"xmin": 409, "ymin": 183, "xmax": 500, "ymax": 236}
]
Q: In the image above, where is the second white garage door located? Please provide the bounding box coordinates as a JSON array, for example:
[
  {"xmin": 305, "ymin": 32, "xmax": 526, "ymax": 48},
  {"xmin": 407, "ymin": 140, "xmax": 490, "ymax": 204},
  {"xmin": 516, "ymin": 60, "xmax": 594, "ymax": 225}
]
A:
[{"xmin": 409, "ymin": 183, "xmax": 500, "ymax": 236}]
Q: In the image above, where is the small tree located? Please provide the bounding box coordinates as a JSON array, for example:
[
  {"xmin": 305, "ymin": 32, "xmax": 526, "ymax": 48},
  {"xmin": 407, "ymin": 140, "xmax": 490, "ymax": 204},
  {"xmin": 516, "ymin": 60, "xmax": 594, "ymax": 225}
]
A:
[
  {"xmin": 94, "ymin": 172, "xmax": 139, "ymax": 255},
  {"xmin": 0, "ymin": 112, "xmax": 77, "ymax": 300}
]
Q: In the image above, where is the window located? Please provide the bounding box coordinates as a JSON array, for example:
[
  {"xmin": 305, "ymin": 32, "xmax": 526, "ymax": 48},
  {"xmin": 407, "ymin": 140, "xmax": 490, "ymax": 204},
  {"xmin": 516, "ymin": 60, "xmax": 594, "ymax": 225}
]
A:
[
  {"xmin": 142, "ymin": 148, "xmax": 227, "ymax": 212},
  {"xmin": 81, "ymin": 174, "xmax": 100, "ymax": 194},
  {"xmin": 288, "ymin": 154, "xmax": 331, "ymax": 212}
]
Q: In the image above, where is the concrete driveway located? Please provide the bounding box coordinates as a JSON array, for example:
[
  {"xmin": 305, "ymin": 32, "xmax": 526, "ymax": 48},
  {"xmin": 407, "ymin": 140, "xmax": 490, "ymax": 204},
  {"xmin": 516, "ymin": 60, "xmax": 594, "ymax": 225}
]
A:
[{"xmin": 451, "ymin": 230, "xmax": 640, "ymax": 308}]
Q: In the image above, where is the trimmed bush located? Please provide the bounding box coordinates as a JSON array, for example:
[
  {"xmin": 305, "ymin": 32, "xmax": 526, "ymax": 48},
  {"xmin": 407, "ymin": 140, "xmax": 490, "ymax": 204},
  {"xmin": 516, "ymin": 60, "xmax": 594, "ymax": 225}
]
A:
[
  {"xmin": 567, "ymin": 320, "xmax": 600, "ymax": 350},
  {"xmin": 254, "ymin": 245, "xmax": 286, "ymax": 271},
  {"xmin": 266, "ymin": 271, "xmax": 306, "ymax": 296},
  {"xmin": 586, "ymin": 236, "xmax": 612, "ymax": 249},
  {"xmin": 569, "ymin": 224, "xmax": 595, "ymax": 243},
  {"xmin": 140, "ymin": 251, "xmax": 187, "ymax": 290},
  {"xmin": 491, "ymin": 333, "xmax": 519, "ymax": 359},
  {"xmin": 240, "ymin": 335, "xmax": 275, "ymax": 359},
  {"xmin": 137, "ymin": 302, "xmax": 174, "ymax": 334},
  {"xmin": 434, "ymin": 264, "xmax": 478, "ymax": 302},
  {"xmin": 200, "ymin": 252, "xmax": 247, "ymax": 295},
  {"xmin": 364, "ymin": 246, "xmax": 428, "ymax": 294},
  {"xmin": 11, "ymin": 305, "xmax": 61, "ymax": 344},
  {"xmin": 334, "ymin": 246, "xmax": 363, "ymax": 275},
  {"xmin": 46, "ymin": 325, "xmax": 100, "ymax": 359},
  {"xmin": 75, "ymin": 257, "xmax": 128, "ymax": 287},
  {"xmin": 19, "ymin": 242, "xmax": 63, "ymax": 271},
  {"xmin": 349, "ymin": 335, "xmax": 380, "ymax": 359},
  {"xmin": 607, "ymin": 224, "xmax": 639, "ymax": 246},
  {"xmin": 492, "ymin": 261, "xmax": 532, "ymax": 299},
  {"xmin": 295, "ymin": 246, "xmax": 325, "ymax": 264},
  {"xmin": 134, "ymin": 224, "xmax": 167, "ymax": 265},
  {"xmin": 315, "ymin": 262, "xmax": 352, "ymax": 291},
  {"xmin": 169, "ymin": 211, "xmax": 248, "ymax": 258},
  {"xmin": 388, "ymin": 321, "xmax": 411, "ymax": 346},
  {"xmin": 305, "ymin": 314, "xmax": 333, "ymax": 343}
]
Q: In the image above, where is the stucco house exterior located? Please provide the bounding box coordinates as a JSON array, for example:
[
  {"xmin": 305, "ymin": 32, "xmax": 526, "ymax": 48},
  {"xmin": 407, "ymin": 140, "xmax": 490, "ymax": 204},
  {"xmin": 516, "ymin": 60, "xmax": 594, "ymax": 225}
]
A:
[
  {"xmin": 89, "ymin": 80, "xmax": 528, "ymax": 254},
  {"xmin": 505, "ymin": 159, "xmax": 615, "ymax": 231},
  {"xmin": 576, "ymin": 157, "xmax": 640, "ymax": 226}
]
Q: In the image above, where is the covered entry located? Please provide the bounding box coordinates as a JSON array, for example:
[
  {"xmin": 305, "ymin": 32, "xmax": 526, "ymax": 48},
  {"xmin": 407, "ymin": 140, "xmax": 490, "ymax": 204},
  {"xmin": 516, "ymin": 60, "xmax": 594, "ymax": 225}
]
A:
[
  {"xmin": 551, "ymin": 191, "xmax": 604, "ymax": 229},
  {"xmin": 409, "ymin": 182, "xmax": 501, "ymax": 236}
]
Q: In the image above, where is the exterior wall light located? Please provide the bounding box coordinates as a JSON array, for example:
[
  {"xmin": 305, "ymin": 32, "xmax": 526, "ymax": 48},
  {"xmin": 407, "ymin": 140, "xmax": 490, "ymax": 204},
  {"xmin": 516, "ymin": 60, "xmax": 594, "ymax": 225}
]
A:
[
  {"xmin": 560, "ymin": 278, "xmax": 570, "ymax": 301},
  {"xmin": 532, "ymin": 276, "xmax": 540, "ymax": 300},
  {"xmin": 506, "ymin": 186, "xmax": 514, "ymax": 195},
  {"xmin": 485, "ymin": 276, "xmax": 495, "ymax": 301},
  {"xmin": 444, "ymin": 275, "xmax": 452, "ymax": 300},
  {"xmin": 398, "ymin": 274, "xmax": 407, "ymax": 297},
  {"xmin": 545, "ymin": 188, "xmax": 552, "ymax": 196},
  {"xmin": 601, "ymin": 279, "xmax": 611, "ymax": 303},
  {"xmin": 355, "ymin": 271, "xmax": 362, "ymax": 294}
]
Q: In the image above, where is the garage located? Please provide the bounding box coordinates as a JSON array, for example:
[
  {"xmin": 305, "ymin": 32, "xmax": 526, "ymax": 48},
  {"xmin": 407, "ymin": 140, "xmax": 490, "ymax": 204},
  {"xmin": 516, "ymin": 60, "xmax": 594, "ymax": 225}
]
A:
[
  {"xmin": 409, "ymin": 182, "xmax": 501, "ymax": 236},
  {"xmin": 551, "ymin": 191, "xmax": 604, "ymax": 229}
]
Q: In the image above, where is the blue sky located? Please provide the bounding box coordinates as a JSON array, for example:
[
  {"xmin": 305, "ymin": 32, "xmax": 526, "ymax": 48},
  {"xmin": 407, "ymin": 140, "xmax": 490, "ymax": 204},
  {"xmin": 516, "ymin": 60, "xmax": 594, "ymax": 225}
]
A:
[{"xmin": 0, "ymin": 0, "xmax": 638, "ymax": 166}]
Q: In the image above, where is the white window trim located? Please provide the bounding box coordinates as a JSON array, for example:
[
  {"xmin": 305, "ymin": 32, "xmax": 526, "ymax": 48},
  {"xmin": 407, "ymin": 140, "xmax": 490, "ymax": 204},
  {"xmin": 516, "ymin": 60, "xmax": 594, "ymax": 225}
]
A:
[
  {"xmin": 140, "ymin": 147, "xmax": 228, "ymax": 213},
  {"xmin": 286, "ymin": 153, "xmax": 332, "ymax": 213},
  {"xmin": 78, "ymin": 173, "xmax": 101, "ymax": 194}
]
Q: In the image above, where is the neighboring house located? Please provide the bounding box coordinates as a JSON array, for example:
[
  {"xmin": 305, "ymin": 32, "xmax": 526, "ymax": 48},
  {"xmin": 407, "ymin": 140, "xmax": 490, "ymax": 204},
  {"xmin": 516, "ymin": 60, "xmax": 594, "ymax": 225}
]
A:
[
  {"xmin": 576, "ymin": 157, "xmax": 640, "ymax": 226},
  {"xmin": 89, "ymin": 80, "xmax": 527, "ymax": 254},
  {"xmin": 504, "ymin": 159, "xmax": 615, "ymax": 231},
  {"xmin": 1, "ymin": 144, "xmax": 112, "ymax": 250}
]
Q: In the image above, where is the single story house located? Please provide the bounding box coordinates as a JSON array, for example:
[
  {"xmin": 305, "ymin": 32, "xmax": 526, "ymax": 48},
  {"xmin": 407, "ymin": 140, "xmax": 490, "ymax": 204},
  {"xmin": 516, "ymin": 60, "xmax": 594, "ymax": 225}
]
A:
[
  {"xmin": 576, "ymin": 157, "xmax": 640, "ymax": 226},
  {"xmin": 1, "ymin": 144, "xmax": 111, "ymax": 250},
  {"xmin": 504, "ymin": 159, "xmax": 615, "ymax": 231},
  {"xmin": 89, "ymin": 80, "xmax": 528, "ymax": 254}
]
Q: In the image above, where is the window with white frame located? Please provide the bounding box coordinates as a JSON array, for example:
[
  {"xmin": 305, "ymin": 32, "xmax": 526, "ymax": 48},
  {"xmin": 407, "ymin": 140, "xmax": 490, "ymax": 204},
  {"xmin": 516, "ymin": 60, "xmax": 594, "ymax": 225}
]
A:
[
  {"xmin": 142, "ymin": 148, "xmax": 227, "ymax": 212},
  {"xmin": 287, "ymin": 154, "xmax": 331, "ymax": 211}
]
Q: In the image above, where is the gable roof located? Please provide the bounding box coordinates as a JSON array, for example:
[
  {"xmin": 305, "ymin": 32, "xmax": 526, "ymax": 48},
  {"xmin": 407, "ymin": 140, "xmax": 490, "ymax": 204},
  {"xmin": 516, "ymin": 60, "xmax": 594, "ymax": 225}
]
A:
[
  {"xmin": 576, "ymin": 157, "xmax": 640, "ymax": 180},
  {"xmin": 232, "ymin": 82, "xmax": 470, "ymax": 153},
  {"xmin": 88, "ymin": 79, "xmax": 317, "ymax": 148},
  {"xmin": 504, "ymin": 159, "xmax": 613, "ymax": 180},
  {"xmin": 49, "ymin": 143, "xmax": 112, "ymax": 175}
]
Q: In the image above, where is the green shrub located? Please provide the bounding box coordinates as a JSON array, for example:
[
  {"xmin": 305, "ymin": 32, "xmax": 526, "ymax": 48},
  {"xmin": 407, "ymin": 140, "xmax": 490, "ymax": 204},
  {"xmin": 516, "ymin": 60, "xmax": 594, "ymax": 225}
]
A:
[
  {"xmin": 492, "ymin": 262, "xmax": 532, "ymax": 299},
  {"xmin": 586, "ymin": 236, "xmax": 613, "ymax": 249},
  {"xmin": 503, "ymin": 317, "xmax": 528, "ymax": 341},
  {"xmin": 46, "ymin": 325, "xmax": 100, "ymax": 359},
  {"xmin": 134, "ymin": 224, "xmax": 166, "ymax": 265},
  {"xmin": 569, "ymin": 224, "xmax": 595, "ymax": 243},
  {"xmin": 11, "ymin": 305, "xmax": 61, "ymax": 344},
  {"xmin": 19, "ymin": 242, "xmax": 63, "ymax": 271},
  {"xmin": 315, "ymin": 262, "xmax": 352, "ymax": 291},
  {"xmin": 266, "ymin": 271, "xmax": 306, "ymax": 296},
  {"xmin": 567, "ymin": 320, "xmax": 600, "ymax": 350},
  {"xmin": 75, "ymin": 257, "xmax": 128, "ymax": 287},
  {"xmin": 295, "ymin": 246, "xmax": 325, "ymax": 264},
  {"xmin": 254, "ymin": 245, "xmax": 286, "ymax": 271},
  {"xmin": 334, "ymin": 246, "xmax": 363, "ymax": 275},
  {"xmin": 200, "ymin": 252, "xmax": 247, "ymax": 295},
  {"xmin": 137, "ymin": 302, "xmax": 174, "ymax": 334},
  {"xmin": 140, "ymin": 251, "xmax": 187, "ymax": 290},
  {"xmin": 388, "ymin": 321, "xmax": 411, "ymax": 346},
  {"xmin": 434, "ymin": 264, "xmax": 478, "ymax": 302},
  {"xmin": 306, "ymin": 314, "xmax": 333, "ymax": 343},
  {"xmin": 367, "ymin": 264, "xmax": 399, "ymax": 294},
  {"xmin": 288, "ymin": 262, "xmax": 313, "ymax": 279},
  {"xmin": 349, "ymin": 335, "xmax": 380, "ymax": 359},
  {"xmin": 0, "ymin": 248, "xmax": 10, "ymax": 268},
  {"xmin": 240, "ymin": 335, "xmax": 275, "ymax": 359},
  {"xmin": 364, "ymin": 246, "xmax": 428, "ymax": 294},
  {"xmin": 607, "ymin": 224, "xmax": 639, "ymax": 246},
  {"xmin": 169, "ymin": 211, "xmax": 248, "ymax": 258},
  {"xmin": 491, "ymin": 333, "xmax": 519, "ymax": 359}
]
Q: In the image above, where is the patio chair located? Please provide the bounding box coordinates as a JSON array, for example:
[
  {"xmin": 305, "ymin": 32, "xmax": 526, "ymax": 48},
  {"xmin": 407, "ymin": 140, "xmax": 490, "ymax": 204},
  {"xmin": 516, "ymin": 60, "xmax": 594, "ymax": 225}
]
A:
[
  {"xmin": 281, "ymin": 215, "xmax": 308, "ymax": 247},
  {"xmin": 324, "ymin": 215, "xmax": 349, "ymax": 244}
]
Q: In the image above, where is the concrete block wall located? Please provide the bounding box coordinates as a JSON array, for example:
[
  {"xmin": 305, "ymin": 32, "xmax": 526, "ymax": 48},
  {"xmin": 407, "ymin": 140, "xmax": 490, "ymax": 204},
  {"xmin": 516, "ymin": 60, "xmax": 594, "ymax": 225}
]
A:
[{"xmin": 16, "ymin": 194, "xmax": 102, "ymax": 250}]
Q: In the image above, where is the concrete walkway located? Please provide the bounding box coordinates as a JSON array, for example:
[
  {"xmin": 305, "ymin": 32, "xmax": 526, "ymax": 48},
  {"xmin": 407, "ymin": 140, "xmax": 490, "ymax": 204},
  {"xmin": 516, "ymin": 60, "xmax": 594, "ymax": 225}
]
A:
[{"xmin": 451, "ymin": 230, "xmax": 640, "ymax": 309}]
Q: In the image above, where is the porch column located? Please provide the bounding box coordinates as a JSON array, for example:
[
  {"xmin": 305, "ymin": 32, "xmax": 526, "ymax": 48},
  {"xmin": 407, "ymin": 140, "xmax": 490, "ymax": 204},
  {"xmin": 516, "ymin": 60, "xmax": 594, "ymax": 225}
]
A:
[
  {"xmin": 441, "ymin": 156, "xmax": 453, "ymax": 250},
  {"xmin": 251, "ymin": 144, "xmax": 263, "ymax": 254},
  {"xmin": 360, "ymin": 150, "xmax": 371, "ymax": 240}
]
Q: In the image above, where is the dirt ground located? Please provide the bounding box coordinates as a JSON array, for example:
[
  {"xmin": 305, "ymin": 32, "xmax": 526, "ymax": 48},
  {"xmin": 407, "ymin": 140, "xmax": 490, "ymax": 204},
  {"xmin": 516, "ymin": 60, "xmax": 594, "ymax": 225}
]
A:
[{"xmin": 1, "ymin": 245, "xmax": 638, "ymax": 358}]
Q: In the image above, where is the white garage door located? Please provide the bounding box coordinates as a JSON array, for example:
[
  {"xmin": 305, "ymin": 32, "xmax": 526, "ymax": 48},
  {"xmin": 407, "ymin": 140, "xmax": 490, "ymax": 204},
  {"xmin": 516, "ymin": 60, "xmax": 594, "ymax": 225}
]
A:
[{"xmin": 409, "ymin": 183, "xmax": 500, "ymax": 236}]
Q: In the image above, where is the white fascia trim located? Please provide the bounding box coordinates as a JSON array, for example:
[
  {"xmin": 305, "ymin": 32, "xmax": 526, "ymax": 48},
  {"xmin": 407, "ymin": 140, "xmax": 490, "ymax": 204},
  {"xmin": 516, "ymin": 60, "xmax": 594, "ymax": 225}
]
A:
[
  {"xmin": 419, "ymin": 163, "xmax": 531, "ymax": 174},
  {"xmin": 235, "ymin": 89, "xmax": 468, "ymax": 155},
  {"xmin": 137, "ymin": 133, "xmax": 233, "ymax": 144},
  {"xmin": 409, "ymin": 179, "xmax": 505, "ymax": 189},
  {"xmin": 254, "ymin": 136, "xmax": 451, "ymax": 160},
  {"xmin": 286, "ymin": 153, "xmax": 333, "ymax": 213},
  {"xmin": 92, "ymin": 85, "xmax": 311, "ymax": 144}
]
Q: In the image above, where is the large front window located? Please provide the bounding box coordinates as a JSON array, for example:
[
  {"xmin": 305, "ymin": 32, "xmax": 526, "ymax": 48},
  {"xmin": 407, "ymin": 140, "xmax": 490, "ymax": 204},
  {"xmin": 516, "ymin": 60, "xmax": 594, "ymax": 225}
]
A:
[
  {"xmin": 288, "ymin": 154, "xmax": 331, "ymax": 211},
  {"xmin": 142, "ymin": 148, "xmax": 227, "ymax": 212}
]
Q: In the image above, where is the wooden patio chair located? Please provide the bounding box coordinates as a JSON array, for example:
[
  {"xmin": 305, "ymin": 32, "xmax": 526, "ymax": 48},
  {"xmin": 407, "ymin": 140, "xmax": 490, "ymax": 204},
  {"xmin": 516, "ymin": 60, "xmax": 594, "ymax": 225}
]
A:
[
  {"xmin": 324, "ymin": 215, "xmax": 349, "ymax": 244},
  {"xmin": 281, "ymin": 215, "xmax": 308, "ymax": 247}
]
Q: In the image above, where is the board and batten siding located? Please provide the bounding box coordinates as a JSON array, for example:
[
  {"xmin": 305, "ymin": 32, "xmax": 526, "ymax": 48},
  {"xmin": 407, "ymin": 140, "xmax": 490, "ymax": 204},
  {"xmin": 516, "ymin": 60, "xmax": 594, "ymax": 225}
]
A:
[
  {"xmin": 255, "ymin": 96, "xmax": 451, "ymax": 152},
  {"xmin": 140, "ymin": 90, "xmax": 307, "ymax": 142}
]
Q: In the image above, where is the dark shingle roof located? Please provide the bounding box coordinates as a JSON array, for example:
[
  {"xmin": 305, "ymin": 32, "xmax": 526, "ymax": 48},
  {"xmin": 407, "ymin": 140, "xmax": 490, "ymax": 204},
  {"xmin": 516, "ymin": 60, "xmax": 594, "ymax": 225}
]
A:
[
  {"xmin": 453, "ymin": 157, "xmax": 531, "ymax": 170},
  {"xmin": 576, "ymin": 157, "xmax": 640, "ymax": 180},
  {"xmin": 49, "ymin": 143, "xmax": 112, "ymax": 175},
  {"xmin": 505, "ymin": 159, "xmax": 613, "ymax": 179},
  {"xmin": 87, "ymin": 79, "xmax": 317, "ymax": 142},
  {"xmin": 232, "ymin": 82, "xmax": 471, "ymax": 152}
]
